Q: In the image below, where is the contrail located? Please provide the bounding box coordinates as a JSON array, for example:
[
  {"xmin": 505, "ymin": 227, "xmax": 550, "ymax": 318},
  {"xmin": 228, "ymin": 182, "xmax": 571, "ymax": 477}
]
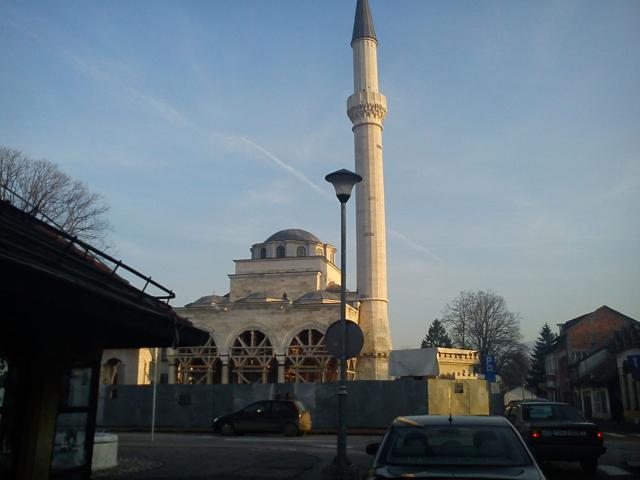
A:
[
  {"xmin": 388, "ymin": 229, "xmax": 443, "ymax": 263},
  {"xmin": 236, "ymin": 137, "xmax": 331, "ymax": 198},
  {"xmin": 6, "ymin": 18, "xmax": 442, "ymax": 263}
]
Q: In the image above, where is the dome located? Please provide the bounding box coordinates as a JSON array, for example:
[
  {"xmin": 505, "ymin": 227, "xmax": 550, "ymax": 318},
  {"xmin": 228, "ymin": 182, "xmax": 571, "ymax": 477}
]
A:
[{"xmin": 265, "ymin": 229, "xmax": 321, "ymax": 243}]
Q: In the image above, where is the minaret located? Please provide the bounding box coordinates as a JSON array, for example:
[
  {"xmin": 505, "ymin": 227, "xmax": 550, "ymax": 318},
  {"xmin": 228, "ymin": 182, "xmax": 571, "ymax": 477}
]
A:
[{"xmin": 348, "ymin": 0, "xmax": 392, "ymax": 380}]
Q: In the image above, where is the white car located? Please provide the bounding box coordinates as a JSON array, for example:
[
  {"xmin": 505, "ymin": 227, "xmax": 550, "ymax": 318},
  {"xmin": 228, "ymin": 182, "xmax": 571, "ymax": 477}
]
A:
[{"xmin": 366, "ymin": 415, "xmax": 546, "ymax": 479}]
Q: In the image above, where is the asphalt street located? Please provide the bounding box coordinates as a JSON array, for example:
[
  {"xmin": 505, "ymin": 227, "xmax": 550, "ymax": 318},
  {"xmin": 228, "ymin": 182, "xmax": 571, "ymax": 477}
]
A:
[{"xmin": 94, "ymin": 432, "xmax": 640, "ymax": 480}]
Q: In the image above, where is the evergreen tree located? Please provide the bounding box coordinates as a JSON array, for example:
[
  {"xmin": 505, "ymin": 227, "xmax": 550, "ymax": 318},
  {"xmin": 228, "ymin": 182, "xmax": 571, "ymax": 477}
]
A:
[
  {"xmin": 526, "ymin": 323, "xmax": 556, "ymax": 396},
  {"xmin": 421, "ymin": 319, "xmax": 452, "ymax": 348}
]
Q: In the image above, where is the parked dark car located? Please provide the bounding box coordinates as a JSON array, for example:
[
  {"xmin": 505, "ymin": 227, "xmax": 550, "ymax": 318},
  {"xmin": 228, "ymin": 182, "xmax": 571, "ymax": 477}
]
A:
[
  {"xmin": 504, "ymin": 401, "xmax": 605, "ymax": 475},
  {"xmin": 365, "ymin": 415, "xmax": 546, "ymax": 480},
  {"xmin": 212, "ymin": 400, "xmax": 312, "ymax": 436}
]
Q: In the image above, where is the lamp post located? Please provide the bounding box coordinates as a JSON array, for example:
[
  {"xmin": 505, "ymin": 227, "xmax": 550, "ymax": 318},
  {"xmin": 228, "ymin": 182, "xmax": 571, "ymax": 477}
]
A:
[{"xmin": 325, "ymin": 168, "xmax": 362, "ymax": 468}]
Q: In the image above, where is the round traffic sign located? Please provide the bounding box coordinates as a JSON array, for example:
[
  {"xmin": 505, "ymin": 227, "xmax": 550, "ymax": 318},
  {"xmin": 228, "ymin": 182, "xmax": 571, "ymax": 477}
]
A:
[{"xmin": 325, "ymin": 320, "xmax": 364, "ymax": 359}]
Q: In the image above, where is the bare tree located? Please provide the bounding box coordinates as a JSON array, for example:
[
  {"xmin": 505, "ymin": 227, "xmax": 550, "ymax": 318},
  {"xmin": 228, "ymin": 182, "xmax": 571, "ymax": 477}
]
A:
[
  {"xmin": 441, "ymin": 290, "xmax": 524, "ymax": 374},
  {"xmin": 0, "ymin": 146, "xmax": 110, "ymax": 245}
]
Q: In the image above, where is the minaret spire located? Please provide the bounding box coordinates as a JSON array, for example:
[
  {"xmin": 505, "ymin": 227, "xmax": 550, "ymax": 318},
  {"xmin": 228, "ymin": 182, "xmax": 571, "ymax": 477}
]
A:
[
  {"xmin": 348, "ymin": 0, "xmax": 392, "ymax": 380},
  {"xmin": 352, "ymin": 0, "xmax": 377, "ymax": 44}
]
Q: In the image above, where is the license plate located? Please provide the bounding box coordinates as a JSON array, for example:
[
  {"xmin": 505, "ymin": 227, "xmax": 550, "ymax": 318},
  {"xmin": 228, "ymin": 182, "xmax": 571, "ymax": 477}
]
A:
[{"xmin": 552, "ymin": 430, "xmax": 586, "ymax": 436}]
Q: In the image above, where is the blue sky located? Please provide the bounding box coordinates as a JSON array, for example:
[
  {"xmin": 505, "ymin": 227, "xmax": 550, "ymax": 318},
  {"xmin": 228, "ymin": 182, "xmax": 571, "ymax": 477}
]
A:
[{"xmin": 1, "ymin": 1, "xmax": 638, "ymax": 348}]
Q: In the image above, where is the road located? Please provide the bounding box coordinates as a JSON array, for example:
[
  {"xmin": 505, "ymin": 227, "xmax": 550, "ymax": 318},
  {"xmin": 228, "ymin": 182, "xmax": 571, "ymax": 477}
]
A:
[{"xmin": 95, "ymin": 432, "xmax": 640, "ymax": 479}]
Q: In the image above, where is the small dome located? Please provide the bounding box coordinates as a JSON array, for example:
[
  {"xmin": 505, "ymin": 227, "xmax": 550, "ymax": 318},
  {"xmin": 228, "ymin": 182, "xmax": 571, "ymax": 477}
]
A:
[{"xmin": 265, "ymin": 229, "xmax": 321, "ymax": 243}]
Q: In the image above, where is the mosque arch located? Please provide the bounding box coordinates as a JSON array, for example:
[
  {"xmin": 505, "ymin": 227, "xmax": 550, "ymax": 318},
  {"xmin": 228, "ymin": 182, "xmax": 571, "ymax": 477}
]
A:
[
  {"xmin": 276, "ymin": 245, "xmax": 286, "ymax": 258},
  {"xmin": 285, "ymin": 328, "xmax": 336, "ymax": 383},
  {"xmin": 296, "ymin": 246, "xmax": 306, "ymax": 257},
  {"xmin": 229, "ymin": 329, "xmax": 276, "ymax": 384},
  {"xmin": 260, "ymin": 247, "xmax": 267, "ymax": 259},
  {"xmin": 173, "ymin": 335, "xmax": 220, "ymax": 384}
]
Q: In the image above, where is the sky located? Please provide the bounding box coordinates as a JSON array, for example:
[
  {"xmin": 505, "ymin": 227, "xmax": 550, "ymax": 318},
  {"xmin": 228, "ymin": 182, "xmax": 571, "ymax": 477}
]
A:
[{"xmin": 1, "ymin": 0, "xmax": 639, "ymax": 349}]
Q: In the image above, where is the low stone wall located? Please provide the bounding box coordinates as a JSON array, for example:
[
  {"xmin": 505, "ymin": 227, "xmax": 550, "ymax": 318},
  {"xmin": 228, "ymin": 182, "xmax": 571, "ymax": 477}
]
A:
[{"xmin": 97, "ymin": 379, "xmax": 428, "ymax": 430}]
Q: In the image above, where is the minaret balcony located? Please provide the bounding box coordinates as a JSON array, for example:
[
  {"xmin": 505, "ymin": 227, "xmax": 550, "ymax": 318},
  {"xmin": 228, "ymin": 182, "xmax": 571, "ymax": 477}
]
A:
[{"xmin": 347, "ymin": 91, "xmax": 387, "ymax": 127}]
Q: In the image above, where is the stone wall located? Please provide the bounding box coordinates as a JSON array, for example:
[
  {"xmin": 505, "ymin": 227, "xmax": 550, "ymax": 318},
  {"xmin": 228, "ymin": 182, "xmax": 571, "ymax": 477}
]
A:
[
  {"xmin": 97, "ymin": 379, "xmax": 428, "ymax": 430},
  {"xmin": 229, "ymin": 271, "xmax": 321, "ymax": 302}
]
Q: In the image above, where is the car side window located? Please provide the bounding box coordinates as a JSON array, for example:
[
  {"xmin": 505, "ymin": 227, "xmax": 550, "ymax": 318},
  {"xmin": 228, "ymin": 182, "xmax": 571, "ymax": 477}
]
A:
[
  {"xmin": 272, "ymin": 402, "xmax": 293, "ymax": 413},
  {"xmin": 244, "ymin": 402, "xmax": 270, "ymax": 414}
]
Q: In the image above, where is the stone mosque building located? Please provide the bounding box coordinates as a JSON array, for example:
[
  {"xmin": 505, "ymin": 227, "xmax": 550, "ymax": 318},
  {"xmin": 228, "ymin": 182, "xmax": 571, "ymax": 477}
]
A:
[{"xmin": 102, "ymin": 0, "xmax": 394, "ymax": 385}]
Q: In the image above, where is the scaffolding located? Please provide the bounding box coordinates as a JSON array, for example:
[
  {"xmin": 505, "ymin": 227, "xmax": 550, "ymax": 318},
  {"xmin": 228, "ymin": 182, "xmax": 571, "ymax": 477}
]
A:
[
  {"xmin": 229, "ymin": 330, "xmax": 275, "ymax": 384},
  {"xmin": 174, "ymin": 337, "xmax": 218, "ymax": 384},
  {"xmin": 285, "ymin": 329, "xmax": 336, "ymax": 383}
]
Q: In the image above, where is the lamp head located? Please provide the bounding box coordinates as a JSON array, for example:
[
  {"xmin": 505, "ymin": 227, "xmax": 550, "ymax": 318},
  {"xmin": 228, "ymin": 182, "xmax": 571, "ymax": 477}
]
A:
[{"xmin": 325, "ymin": 169, "xmax": 362, "ymax": 203}]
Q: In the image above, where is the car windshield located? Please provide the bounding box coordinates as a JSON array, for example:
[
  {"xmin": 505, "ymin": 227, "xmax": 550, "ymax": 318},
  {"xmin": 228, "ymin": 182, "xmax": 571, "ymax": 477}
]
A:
[
  {"xmin": 380, "ymin": 425, "xmax": 532, "ymax": 467},
  {"xmin": 522, "ymin": 404, "xmax": 585, "ymax": 422}
]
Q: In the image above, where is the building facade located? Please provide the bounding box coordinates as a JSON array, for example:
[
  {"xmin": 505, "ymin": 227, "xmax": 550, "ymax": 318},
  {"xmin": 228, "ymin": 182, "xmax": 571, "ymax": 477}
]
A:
[
  {"xmin": 165, "ymin": 229, "xmax": 360, "ymax": 385},
  {"xmin": 544, "ymin": 305, "xmax": 638, "ymax": 420}
]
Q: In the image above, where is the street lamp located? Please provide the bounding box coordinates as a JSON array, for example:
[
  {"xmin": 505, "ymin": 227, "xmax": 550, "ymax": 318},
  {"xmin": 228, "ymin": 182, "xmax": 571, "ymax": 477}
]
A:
[{"xmin": 325, "ymin": 168, "xmax": 362, "ymax": 469}]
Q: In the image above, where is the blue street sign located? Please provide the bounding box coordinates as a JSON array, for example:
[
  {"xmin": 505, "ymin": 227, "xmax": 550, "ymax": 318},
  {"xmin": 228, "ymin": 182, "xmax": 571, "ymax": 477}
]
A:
[{"xmin": 483, "ymin": 355, "xmax": 497, "ymax": 382}]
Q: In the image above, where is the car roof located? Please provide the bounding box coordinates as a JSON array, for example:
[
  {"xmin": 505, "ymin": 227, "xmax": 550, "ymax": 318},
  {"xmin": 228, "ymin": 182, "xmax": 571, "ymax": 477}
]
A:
[{"xmin": 391, "ymin": 415, "xmax": 510, "ymax": 427}]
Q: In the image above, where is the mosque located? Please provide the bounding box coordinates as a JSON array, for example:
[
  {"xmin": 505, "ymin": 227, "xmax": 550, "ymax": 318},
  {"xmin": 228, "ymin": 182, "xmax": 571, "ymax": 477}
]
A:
[{"xmin": 102, "ymin": 0, "xmax": 394, "ymax": 385}]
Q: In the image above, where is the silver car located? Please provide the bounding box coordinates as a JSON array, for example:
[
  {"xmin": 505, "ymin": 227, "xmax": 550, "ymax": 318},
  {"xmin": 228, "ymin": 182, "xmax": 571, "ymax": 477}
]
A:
[{"xmin": 366, "ymin": 415, "xmax": 546, "ymax": 479}]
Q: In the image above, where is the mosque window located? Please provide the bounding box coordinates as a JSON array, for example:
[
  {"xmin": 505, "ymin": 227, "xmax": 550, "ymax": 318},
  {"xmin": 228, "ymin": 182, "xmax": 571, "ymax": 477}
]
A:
[
  {"xmin": 296, "ymin": 246, "xmax": 306, "ymax": 257},
  {"xmin": 316, "ymin": 247, "xmax": 323, "ymax": 256},
  {"xmin": 172, "ymin": 336, "xmax": 219, "ymax": 385},
  {"xmin": 230, "ymin": 330, "xmax": 276, "ymax": 384},
  {"xmin": 260, "ymin": 248, "xmax": 267, "ymax": 259},
  {"xmin": 276, "ymin": 246, "xmax": 285, "ymax": 258}
]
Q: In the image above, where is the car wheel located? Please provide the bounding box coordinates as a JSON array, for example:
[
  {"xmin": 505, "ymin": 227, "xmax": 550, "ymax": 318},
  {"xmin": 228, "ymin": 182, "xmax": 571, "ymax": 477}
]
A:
[
  {"xmin": 282, "ymin": 423, "xmax": 298, "ymax": 437},
  {"xmin": 220, "ymin": 423, "xmax": 235, "ymax": 436},
  {"xmin": 580, "ymin": 459, "xmax": 598, "ymax": 476}
]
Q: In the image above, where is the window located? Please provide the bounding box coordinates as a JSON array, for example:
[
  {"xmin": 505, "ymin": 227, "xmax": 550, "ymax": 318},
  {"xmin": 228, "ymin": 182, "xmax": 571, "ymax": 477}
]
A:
[
  {"xmin": 594, "ymin": 391, "xmax": 608, "ymax": 416},
  {"xmin": 50, "ymin": 367, "xmax": 96, "ymax": 474},
  {"xmin": 522, "ymin": 404, "xmax": 585, "ymax": 422},
  {"xmin": 0, "ymin": 357, "xmax": 14, "ymax": 477},
  {"xmin": 316, "ymin": 247, "xmax": 323, "ymax": 256},
  {"xmin": 260, "ymin": 248, "xmax": 267, "ymax": 259},
  {"xmin": 243, "ymin": 401, "xmax": 270, "ymax": 414},
  {"xmin": 296, "ymin": 246, "xmax": 306, "ymax": 257},
  {"xmin": 276, "ymin": 246, "xmax": 285, "ymax": 258},
  {"xmin": 381, "ymin": 425, "xmax": 531, "ymax": 467}
]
